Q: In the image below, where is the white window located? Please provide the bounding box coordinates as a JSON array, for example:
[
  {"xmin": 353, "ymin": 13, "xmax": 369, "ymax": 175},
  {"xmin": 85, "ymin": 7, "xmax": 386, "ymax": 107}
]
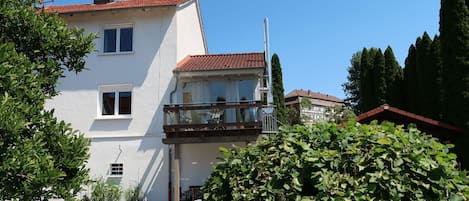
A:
[
  {"xmin": 110, "ymin": 163, "xmax": 123, "ymax": 176},
  {"xmin": 98, "ymin": 84, "xmax": 132, "ymax": 119},
  {"xmin": 102, "ymin": 23, "xmax": 133, "ymax": 53}
]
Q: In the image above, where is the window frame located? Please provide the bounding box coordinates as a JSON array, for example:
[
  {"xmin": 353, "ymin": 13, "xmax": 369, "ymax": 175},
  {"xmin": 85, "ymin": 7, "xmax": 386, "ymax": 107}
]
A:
[
  {"xmin": 101, "ymin": 23, "xmax": 134, "ymax": 55},
  {"xmin": 97, "ymin": 84, "xmax": 133, "ymax": 120}
]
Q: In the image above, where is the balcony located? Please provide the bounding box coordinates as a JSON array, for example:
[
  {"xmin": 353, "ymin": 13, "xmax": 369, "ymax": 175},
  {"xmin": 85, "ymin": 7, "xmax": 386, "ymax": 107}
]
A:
[{"xmin": 163, "ymin": 101, "xmax": 268, "ymax": 144}]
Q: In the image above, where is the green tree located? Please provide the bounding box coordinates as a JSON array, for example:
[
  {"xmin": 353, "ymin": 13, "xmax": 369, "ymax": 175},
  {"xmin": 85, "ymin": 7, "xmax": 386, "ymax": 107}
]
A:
[
  {"xmin": 342, "ymin": 51, "xmax": 361, "ymax": 114},
  {"xmin": 0, "ymin": 1, "xmax": 95, "ymax": 200},
  {"xmin": 358, "ymin": 48, "xmax": 373, "ymax": 112},
  {"xmin": 440, "ymin": 0, "xmax": 469, "ymax": 129},
  {"xmin": 372, "ymin": 49, "xmax": 386, "ymax": 106},
  {"xmin": 415, "ymin": 33, "xmax": 433, "ymax": 115},
  {"xmin": 324, "ymin": 105, "xmax": 356, "ymax": 124},
  {"xmin": 427, "ymin": 35, "xmax": 444, "ymax": 120},
  {"xmin": 203, "ymin": 122, "xmax": 469, "ymax": 200},
  {"xmin": 271, "ymin": 54, "xmax": 288, "ymax": 125},
  {"xmin": 383, "ymin": 46, "xmax": 403, "ymax": 108},
  {"xmin": 403, "ymin": 44, "xmax": 418, "ymax": 112}
]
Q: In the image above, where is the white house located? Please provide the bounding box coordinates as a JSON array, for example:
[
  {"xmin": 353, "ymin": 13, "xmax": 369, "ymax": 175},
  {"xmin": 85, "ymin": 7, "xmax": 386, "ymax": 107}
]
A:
[
  {"xmin": 285, "ymin": 89, "xmax": 344, "ymax": 124},
  {"xmin": 46, "ymin": 0, "xmax": 275, "ymax": 200}
]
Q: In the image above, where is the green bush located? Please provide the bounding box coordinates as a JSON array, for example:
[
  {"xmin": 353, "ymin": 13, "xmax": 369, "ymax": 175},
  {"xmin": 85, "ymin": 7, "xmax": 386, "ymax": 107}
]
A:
[
  {"xmin": 81, "ymin": 179, "xmax": 121, "ymax": 201},
  {"xmin": 203, "ymin": 121, "xmax": 469, "ymax": 200},
  {"xmin": 124, "ymin": 185, "xmax": 143, "ymax": 201}
]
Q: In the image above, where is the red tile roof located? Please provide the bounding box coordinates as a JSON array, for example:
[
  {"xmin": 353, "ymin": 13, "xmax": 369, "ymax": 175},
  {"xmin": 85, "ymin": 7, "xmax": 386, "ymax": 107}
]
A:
[
  {"xmin": 356, "ymin": 104, "xmax": 464, "ymax": 139},
  {"xmin": 285, "ymin": 89, "xmax": 343, "ymax": 103},
  {"xmin": 45, "ymin": 0, "xmax": 187, "ymax": 14},
  {"xmin": 176, "ymin": 52, "xmax": 265, "ymax": 72}
]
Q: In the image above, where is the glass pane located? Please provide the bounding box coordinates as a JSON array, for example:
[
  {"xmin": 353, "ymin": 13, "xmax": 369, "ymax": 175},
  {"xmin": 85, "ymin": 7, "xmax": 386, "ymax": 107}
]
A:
[
  {"xmin": 120, "ymin": 28, "xmax": 133, "ymax": 52},
  {"xmin": 238, "ymin": 80, "xmax": 255, "ymax": 101},
  {"xmin": 104, "ymin": 29, "xmax": 117, "ymax": 53},
  {"xmin": 209, "ymin": 81, "xmax": 226, "ymax": 103},
  {"xmin": 102, "ymin": 92, "xmax": 115, "ymax": 115},
  {"xmin": 119, "ymin": 91, "xmax": 131, "ymax": 115}
]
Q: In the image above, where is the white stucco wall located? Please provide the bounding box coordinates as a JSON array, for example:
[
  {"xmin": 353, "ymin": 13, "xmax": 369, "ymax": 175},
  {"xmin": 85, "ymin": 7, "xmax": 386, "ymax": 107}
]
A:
[
  {"xmin": 179, "ymin": 142, "xmax": 247, "ymax": 191},
  {"xmin": 48, "ymin": 7, "xmax": 177, "ymax": 138},
  {"xmin": 176, "ymin": 0, "xmax": 207, "ymax": 61},
  {"xmin": 45, "ymin": 6, "xmax": 188, "ymax": 201}
]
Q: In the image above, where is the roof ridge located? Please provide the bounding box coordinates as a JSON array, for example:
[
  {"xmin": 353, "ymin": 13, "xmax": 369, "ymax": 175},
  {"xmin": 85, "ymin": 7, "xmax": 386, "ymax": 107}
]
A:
[
  {"xmin": 45, "ymin": 0, "xmax": 187, "ymax": 14},
  {"xmin": 189, "ymin": 52, "xmax": 264, "ymax": 57}
]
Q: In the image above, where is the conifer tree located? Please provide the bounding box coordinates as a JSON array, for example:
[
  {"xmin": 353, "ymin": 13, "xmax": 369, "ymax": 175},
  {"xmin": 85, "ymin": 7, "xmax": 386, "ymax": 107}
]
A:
[
  {"xmin": 427, "ymin": 35, "xmax": 444, "ymax": 120},
  {"xmin": 440, "ymin": 0, "xmax": 469, "ymax": 129},
  {"xmin": 383, "ymin": 46, "xmax": 403, "ymax": 108},
  {"xmin": 342, "ymin": 51, "xmax": 361, "ymax": 114},
  {"xmin": 404, "ymin": 45, "xmax": 418, "ymax": 112},
  {"xmin": 415, "ymin": 33, "xmax": 433, "ymax": 115},
  {"xmin": 271, "ymin": 54, "xmax": 288, "ymax": 125},
  {"xmin": 372, "ymin": 49, "xmax": 387, "ymax": 106}
]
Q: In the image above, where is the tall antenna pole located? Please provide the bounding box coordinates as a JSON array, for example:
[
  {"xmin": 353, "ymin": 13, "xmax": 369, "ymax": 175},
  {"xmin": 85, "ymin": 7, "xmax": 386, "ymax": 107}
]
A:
[{"xmin": 264, "ymin": 18, "xmax": 274, "ymax": 106}]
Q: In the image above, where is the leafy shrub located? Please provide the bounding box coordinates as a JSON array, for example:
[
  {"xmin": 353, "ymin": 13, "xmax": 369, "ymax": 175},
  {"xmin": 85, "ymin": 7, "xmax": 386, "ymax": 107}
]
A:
[
  {"xmin": 203, "ymin": 121, "xmax": 469, "ymax": 200},
  {"xmin": 81, "ymin": 179, "xmax": 121, "ymax": 201},
  {"xmin": 124, "ymin": 185, "xmax": 143, "ymax": 201}
]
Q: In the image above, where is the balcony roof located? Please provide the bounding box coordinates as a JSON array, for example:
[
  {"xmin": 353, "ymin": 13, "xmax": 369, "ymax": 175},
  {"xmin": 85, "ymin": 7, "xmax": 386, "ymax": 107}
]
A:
[
  {"xmin": 45, "ymin": 0, "xmax": 187, "ymax": 14},
  {"xmin": 176, "ymin": 52, "xmax": 265, "ymax": 72}
]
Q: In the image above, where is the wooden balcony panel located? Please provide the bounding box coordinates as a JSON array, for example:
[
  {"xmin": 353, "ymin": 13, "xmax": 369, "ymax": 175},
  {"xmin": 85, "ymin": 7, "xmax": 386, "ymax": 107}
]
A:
[{"xmin": 163, "ymin": 101, "xmax": 264, "ymax": 144}]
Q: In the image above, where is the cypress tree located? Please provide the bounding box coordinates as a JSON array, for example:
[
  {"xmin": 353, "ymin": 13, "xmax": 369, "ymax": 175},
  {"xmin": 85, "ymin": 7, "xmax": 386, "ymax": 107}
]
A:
[
  {"xmin": 271, "ymin": 54, "xmax": 288, "ymax": 125},
  {"xmin": 359, "ymin": 48, "xmax": 371, "ymax": 112},
  {"xmin": 403, "ymin": 44, "xmax": 418, "ymax": 112},
  {"xmin": 415, "ymin": 32, "xmax": 433, "ymax": 115},
  {"xmin": 372, "ymin": 49, "xmax": 387, "ymax": 106},
  {"xmin": 359, "ymin": 48, "xmax": 378, "ymax": 112},
  {"xmin": 440, "ymin": 0, "xmax": 469, "ymax": 128},
  {"xmin": 383, "ymin": 46, "xmax": 403, "ymax": 108},
  {"xmin": 342, "ymin": 51, "xmax": 362, "ymax": 114},
  {"xmin": 426, "ymin": 35, "xmax": 444, "ymax": 120}
]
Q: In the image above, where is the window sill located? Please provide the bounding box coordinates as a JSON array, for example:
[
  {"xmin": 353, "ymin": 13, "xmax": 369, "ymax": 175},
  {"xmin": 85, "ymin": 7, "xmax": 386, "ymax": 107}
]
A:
[
  {"xmin": 96, "ymin": 115, "xmax": 133, "ymax": 120},
  {"xmin": 98, "ymin": 51, "xmax": 134, "ymax": 56},
  {"xmin": 108, "ymin": 175, "xmax": 123, "ymax": 178}
]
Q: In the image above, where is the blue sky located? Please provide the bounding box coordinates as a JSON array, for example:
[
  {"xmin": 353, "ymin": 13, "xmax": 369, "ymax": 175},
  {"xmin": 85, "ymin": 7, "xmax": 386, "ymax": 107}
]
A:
[{"xmin": 50, "ymin": 0, "xmax": 440, "ymax": 99}]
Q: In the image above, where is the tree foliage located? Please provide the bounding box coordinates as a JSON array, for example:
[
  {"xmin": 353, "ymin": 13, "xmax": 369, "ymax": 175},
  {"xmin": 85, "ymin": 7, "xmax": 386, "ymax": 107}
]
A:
[
  {"xmin": 0, "ymin": 1, "xmax": 95, "ymax": 200},
  {"xmin": 440, "ymin": 0, "xmax": 469, "ymax": 129},
  {"xmin": 342, "ymin": 51, "xmax": 361, "ymax": 114},
  {"xmin": 271, "ymin": 54, "xmax": 288, "ymax": 125},
  {"xmin": 403, "ymin": 33, "xmax": 444, "ymax": 120},
  {"xmin": 0, "ymin": 0, "xmax": 95, "ymax": 97},
  {"xmin": 345, "ymin": 47, "xmax": 402, "ymax": 113},
  {"xmin": 383, "ymin": 46, "xmax": 403, "ymax": 107},
  {"xmin": 203, "ymin": 122, "xmax": 469, "ymax": 200}
]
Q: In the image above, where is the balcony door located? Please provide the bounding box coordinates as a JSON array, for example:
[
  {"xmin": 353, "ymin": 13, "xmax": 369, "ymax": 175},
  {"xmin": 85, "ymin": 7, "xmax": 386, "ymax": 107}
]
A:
[{"xmin": 209, "ymin": 81, "xmax": 226, "ymax": 103}]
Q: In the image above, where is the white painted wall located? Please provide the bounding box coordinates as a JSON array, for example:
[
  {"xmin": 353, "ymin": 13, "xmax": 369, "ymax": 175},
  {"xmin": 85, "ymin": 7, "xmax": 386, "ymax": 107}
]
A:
[
  {"xmin": 49, "ymin": 7, "xmax": 177, "ymax": 138},
  {"xmin": 176, "ymin": 0, "xmax": 207, "ymax": 61},
  {"xmin": 45, "ymin": 5, "xmax": 205, "ymax": 201},
  {"xmin": 179, "ymin": 142, "xmax": 247, "ymax": 191}
]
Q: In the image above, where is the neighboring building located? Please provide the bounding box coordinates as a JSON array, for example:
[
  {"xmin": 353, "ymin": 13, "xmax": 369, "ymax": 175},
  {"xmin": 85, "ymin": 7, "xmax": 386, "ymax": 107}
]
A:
[
  {"xmin": 45, "ymin": 0, "xmax": 275, "ymax": 200},
  {"xmin": 285, "ymin": 89, "xmax": 344, "ymax": 124}
]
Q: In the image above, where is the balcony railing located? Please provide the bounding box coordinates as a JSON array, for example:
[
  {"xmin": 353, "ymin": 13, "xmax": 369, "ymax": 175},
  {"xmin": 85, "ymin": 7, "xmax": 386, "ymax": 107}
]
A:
[{"xmin": 163, "ymin": 101, "xmax": 264, "ymax": 139}]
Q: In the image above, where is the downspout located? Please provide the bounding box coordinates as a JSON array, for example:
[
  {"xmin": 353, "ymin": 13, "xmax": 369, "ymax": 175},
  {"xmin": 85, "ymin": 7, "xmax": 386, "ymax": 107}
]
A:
[{"xmin": 168, "ymin": 71, "xmax": 179, "ymax": 201}]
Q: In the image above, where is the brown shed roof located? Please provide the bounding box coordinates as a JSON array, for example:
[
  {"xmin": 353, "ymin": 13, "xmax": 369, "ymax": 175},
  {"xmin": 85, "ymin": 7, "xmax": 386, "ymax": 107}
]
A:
[
  {"xmin": 176, "ymin": 52, "xmax": 265, "ymax": 72},
  {"xmin": 45, "ymin": 0, "xmax": 187, "ymax": 14},
  {"xmin": 356, "ymin": 104, "xmax": 464, "ymax": 141},
  {"xmin": 285, "ymin": 89, "xmax": 344, "ymax": 103}
]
